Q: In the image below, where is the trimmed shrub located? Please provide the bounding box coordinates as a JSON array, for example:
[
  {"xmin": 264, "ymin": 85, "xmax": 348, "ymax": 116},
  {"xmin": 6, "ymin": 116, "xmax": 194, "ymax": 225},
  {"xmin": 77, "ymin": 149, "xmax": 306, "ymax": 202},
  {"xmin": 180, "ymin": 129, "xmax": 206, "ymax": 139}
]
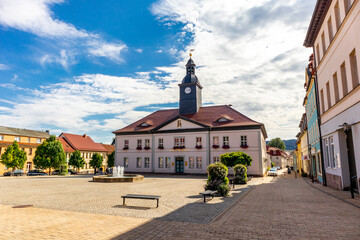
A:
[
  {"xmin": 234, "ymin": 164, "xmax": 247, "ymax": 184},
  {"xmin": 205, "ymin": 163, "xmax": 230, "ymax": 196},
  {"xmin": 59, "ymin": 164, "xmax": 68, "ymax": 176}
]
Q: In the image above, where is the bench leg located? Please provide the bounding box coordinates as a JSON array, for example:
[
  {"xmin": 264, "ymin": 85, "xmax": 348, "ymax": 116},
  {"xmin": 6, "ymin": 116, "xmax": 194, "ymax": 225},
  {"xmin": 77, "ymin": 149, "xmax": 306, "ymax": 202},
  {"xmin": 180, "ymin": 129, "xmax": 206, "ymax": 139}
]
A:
[
  {"xmin": 123, "ymin": 197, "xmax": 126, "ymax": 206},
  {"xmin": 157, "ymin": 199, "xmax": 159, "ymax": 208},
  {"xmin": 204, "ymin": 195, "xmax": 206, "ymax": 203}
]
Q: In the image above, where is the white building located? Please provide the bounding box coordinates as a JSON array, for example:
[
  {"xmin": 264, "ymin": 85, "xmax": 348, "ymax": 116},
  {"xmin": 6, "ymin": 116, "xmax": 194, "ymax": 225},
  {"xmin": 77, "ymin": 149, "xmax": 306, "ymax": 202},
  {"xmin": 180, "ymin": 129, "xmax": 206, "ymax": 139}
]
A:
[
  {"xmin": 304, "ymin": 0, "xmax": 360, "ymax": 191},
  {"xmin": 113, "ymin": 56, "xmax": 268, "ymax": 176}
]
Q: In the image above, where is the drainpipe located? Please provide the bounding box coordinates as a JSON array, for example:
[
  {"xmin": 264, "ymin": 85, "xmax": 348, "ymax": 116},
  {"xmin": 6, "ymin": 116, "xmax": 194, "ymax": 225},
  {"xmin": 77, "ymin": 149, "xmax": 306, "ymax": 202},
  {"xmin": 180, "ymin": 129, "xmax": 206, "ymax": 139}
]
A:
[
  {"xmin": 207, "ymin": 129, "xmax": 211, "ymax": 166},
  {"xmin": 313, "ymin": 46, "xmax": 327, "ymax": 186},
  {"xmin": 151, "ymin": 132, "xmax": 155, "ymax": 174}
]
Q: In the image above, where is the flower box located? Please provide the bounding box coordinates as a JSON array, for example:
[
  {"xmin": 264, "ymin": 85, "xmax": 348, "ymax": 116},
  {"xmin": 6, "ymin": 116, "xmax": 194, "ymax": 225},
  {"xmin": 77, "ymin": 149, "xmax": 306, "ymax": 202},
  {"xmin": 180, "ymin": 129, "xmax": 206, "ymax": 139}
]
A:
[
  {"xmin": 123, "ymin": 147, "xmax": 129, "ymax": 150},
  {"xmin": 240, "ymin": 145, "xmax": 249, "ymax": 149},
  {"xmin": 212, "ymin": 145, "xmax": 219, "ymax": 149},
  {"xmin": 136, "ymin": 147, "xmax": 142, "ymax": 150},
  {"xmin": 158, "ymin": 146, "xmax": 164, "ymax": 150},
  {"xmin": 222, "ymin": 145, "xmax": 230, "ymax": 149},
  {"xmin": 144, "ymin": 147, "xmax": 151, "ymax": 150},
  {"xmin": 195, "ymin": 145, "xmax": 202, "ymax": 149},
  {"xmin": 173, "ymin": 146, "xmax": 185, "ymax": 149}
]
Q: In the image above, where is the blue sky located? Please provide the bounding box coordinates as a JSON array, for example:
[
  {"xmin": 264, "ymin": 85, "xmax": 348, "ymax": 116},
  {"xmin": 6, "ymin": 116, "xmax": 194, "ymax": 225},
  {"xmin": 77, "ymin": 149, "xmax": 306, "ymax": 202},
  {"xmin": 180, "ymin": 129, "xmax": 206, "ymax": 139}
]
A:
[{"xmin": 0, "ymin": 0, "xmax": 316, "ymax": 143}]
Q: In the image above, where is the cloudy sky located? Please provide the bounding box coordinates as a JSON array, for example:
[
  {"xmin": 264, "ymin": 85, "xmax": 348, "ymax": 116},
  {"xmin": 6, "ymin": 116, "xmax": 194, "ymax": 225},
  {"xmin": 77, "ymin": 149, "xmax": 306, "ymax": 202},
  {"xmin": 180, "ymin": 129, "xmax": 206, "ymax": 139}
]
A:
[{"xmin": 0, "ymin": 0, "xmax": 315, "ymax": 143}]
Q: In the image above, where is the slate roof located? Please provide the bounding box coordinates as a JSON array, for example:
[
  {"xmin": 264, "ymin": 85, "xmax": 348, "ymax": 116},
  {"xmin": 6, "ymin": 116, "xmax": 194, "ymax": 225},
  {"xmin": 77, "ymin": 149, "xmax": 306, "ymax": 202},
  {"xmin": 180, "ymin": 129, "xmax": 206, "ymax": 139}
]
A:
[
  {"xmin": 0, "ymin": 126, "xmax": 50, "ymax": 138},
  {"xmin": 59, "ymin": 133, "xmax": 107, "ymax": 152},
  {"xmin": 57, "ymin": 137, "xmax": 75, "ymax": 153},
  {"xmin": 113, "ymin": 105, "xmax": 267, "ymax": 137}
]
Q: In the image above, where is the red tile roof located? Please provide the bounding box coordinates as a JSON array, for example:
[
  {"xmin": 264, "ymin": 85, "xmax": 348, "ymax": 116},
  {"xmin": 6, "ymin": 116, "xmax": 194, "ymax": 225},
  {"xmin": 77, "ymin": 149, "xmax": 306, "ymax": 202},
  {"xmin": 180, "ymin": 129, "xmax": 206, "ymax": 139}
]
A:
[
  {"xmin": 57, "ymin": 137, "xmax": 75, "ymax": 153},
  {"xmin": 267, "ymin": 146, "xmax": 288, "ymax": 157},
  {"xmin": 101, "ymin": 144, "xmax": 115, "ymax": 154},
  {"xmin": 59, "ymin": 133, "xmax": 107, "ymax": 152},
  {"xmin": 113, "ymin": 105, "xmax": 266, "ymax": 136}
]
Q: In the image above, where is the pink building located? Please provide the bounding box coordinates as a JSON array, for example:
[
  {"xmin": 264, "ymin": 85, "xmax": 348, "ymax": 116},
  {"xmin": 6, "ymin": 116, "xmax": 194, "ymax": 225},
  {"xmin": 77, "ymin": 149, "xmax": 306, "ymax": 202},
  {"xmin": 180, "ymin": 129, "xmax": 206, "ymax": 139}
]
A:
[{"xmin": 304, "ymin": 0, "xmax": 360, "ymax": 192}]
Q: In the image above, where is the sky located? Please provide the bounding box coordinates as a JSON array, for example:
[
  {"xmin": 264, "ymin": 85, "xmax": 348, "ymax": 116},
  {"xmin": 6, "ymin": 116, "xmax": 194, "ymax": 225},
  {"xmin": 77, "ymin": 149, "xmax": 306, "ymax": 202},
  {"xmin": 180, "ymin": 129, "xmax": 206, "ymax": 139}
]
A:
[{"xmin": 0, "ymin": 0, "xmax": 316, "ymax": 144}]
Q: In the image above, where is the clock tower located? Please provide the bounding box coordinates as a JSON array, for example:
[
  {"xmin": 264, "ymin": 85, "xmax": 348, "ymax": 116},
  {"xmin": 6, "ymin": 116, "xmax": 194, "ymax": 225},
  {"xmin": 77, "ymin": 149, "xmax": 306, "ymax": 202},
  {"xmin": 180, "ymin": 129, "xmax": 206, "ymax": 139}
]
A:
[{"xmin": 179, "ymin": 54, "xmax": 203, "ymax": 115}]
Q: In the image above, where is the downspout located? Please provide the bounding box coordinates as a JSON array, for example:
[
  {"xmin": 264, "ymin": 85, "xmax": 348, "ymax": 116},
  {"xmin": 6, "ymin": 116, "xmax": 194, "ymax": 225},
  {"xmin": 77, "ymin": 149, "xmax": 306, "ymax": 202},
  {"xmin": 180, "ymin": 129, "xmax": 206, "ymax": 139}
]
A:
[
  {"xmin": 207, "ymin": 128, "xmax": 211, "ymax": 166},
  {"xmin": 151, "ymin": 132, "xmax": 155, "ymax": 174},
  {"xmin": 313, "ymin": 46, "xmax": 327, "ymax": 186}
]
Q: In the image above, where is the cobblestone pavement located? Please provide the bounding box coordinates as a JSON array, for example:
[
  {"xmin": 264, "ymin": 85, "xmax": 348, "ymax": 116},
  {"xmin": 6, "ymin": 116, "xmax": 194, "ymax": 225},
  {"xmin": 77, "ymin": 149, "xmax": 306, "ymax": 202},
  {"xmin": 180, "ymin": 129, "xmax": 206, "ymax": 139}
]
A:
[
  {"xmin": 1, "ymin": 174, "xmax": 360, "ymax": 240},
  {"xmin": 0, "ymin": 175, "xmax": 259, "ymax": 223}
]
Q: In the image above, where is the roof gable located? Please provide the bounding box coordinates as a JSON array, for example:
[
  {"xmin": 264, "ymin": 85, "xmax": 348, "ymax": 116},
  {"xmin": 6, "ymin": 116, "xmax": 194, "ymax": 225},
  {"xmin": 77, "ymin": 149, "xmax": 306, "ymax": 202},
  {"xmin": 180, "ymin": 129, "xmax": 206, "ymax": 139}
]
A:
[
  {"xmin": 59, "ymin": 133, "xmax": 107, "ymax": 152},
  {"xmin": 156, "ymin": 116, "xmax": 208, "ymax": 132}
]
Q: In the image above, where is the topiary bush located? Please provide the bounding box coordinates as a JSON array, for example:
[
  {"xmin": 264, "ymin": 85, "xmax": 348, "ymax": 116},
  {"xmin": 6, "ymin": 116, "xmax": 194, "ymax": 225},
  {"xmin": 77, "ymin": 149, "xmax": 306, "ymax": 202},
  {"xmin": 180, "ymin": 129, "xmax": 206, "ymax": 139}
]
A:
[
  {"xmin": 59, "ymin": 163, "xmax": 68, "ymax": 176},
  {"xmin": 205, "ymin": 163, "xmax": 230, "ymax": 196},
  {"xmin": 234, "ymin": 164, "xmax": 247, "ymax": 184}
]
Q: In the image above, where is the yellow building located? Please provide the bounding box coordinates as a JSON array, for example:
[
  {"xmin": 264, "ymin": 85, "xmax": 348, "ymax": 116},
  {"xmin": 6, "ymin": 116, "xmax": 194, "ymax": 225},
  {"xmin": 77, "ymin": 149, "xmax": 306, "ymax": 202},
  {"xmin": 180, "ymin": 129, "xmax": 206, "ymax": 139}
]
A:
[
  {"xmin": 295, "ymin": 134, "xmax": 302, "ymax": 174},
  {"xmin": 0, "ymin": 126, "xmax": 50, "ymax": 175}
]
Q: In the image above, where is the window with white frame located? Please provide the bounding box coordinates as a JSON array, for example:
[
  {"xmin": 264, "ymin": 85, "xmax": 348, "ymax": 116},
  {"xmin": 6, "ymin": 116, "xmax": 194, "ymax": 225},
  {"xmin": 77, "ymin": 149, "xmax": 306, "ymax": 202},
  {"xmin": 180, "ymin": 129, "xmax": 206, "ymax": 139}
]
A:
[
  {"xmin": 137, "ymin": 139, "xmax": 142, "ymax": 148},
  {"xmin": 37, "ymin": 138, "xmax": 41, "ymax": 143},
  {"xmin": 27, "ymin": 137, "xmax": 31, "ymax": 143},
  {"xmin": 15, "ymin": 136, "xmax": 20, "ymax": 142},
  {"xmin": 189, "ymin": 157, "xmax": 195, "ymax": 169},
  {"xmin": 158, "ymin": 138, "xmax": 164, "ymax": 148},
  {"xmin": 241, "ymin": 135, "xmax": 247, "ymax": 146},
  {"xmin": 196, "ymin": 137, "xmax": 202, "ymax": 147},
  {"xmin": 213, "ymin": 156, "xmax": 220, "ymax": 163},
  {"xmin": 223, "ymin": 136, "xmax": 229, "ymax": 146},
  {"xmin": 165, "ymin": 157, "xmax": 171, "ymax": 168},
  {"xmin": 329, "ymin": 137, "xmax": 335, "ymax": 168},
  {"xmin": 159, "ymin": 157, "xmax": 164, "ymax": 168},
  {"xmin": 213, "ymin": 136, "xmax": 219, "ymax": 145},
  {"xmin": 174, "ymin": 137, "xmax": 185, "ymax": 147},
  {"xmin": 124, "ymin": 140, "xmax": 129, "ymax": 148},
  {"xmin": 136, "ymin": 157, "xmax": 142, "ymax": 168},
  {"xmin": 144, "ymin": 157, "xmax": 150, "ymax": 168},
  {"xmin": 317, "ymin": 153, "xmax": 322, "ymax": 174},
  {"xmin": 324, "ymin": 138, "xmax": 330, "ymax": 167},
  {"xmin": 124, "ymin": 157, "xmax": 128, "ymax": 168},
  {"xmin": 196, "ymin": 157, "xmax": 202, "ymax": 169},
  {"xmin": 0, "ymin": 135, "xmax": 3, "ymax": 141},
  {"xmin": 145, "ymin": 139, "xmax": 150, "ymax": 148}
]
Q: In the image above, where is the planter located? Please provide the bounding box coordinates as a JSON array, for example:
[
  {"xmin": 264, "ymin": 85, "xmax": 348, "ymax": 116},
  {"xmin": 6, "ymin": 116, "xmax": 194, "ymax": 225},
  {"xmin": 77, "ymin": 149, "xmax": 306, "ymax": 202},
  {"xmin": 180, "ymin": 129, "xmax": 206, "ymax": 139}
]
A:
[
  {"xmin": 222, "ymin": 145, "xmax": 230, "ymax": 149},
  {"xmin": 144, "ymin": 147, "xmax": 151, "ymax": 150},
  {"xmin": 240, "ymin": 145, "xmax": 248, "ymax": 149},
  {"xmin": 173, "ymin": 146, "xmax": 185, "ymax": 149},
  {"xmin": 123, "ymin": 147, "xmax": 129, "ymax": 150},
  {"xmin": 195, "ymin": 146, "xmax": 202, "ymax": 149},
  {"xmin": 212, "ymin": 145, "xmax": 219, "ymax": 149},
  {"xmin": 158, "ymin": 146, "xmax": 164, "ymax": 150},
  {"xmin": 136, "ymin": 147, "xmax": 142, "ymax": 150}
]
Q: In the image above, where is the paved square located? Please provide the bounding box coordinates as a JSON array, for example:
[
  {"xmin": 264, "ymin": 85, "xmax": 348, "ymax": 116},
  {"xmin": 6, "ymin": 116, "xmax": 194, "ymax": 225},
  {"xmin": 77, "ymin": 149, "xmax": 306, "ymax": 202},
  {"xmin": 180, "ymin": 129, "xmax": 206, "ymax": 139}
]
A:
[{"xmin": 0, "ymin": 175, "xmax": 258, "ymax": 223}]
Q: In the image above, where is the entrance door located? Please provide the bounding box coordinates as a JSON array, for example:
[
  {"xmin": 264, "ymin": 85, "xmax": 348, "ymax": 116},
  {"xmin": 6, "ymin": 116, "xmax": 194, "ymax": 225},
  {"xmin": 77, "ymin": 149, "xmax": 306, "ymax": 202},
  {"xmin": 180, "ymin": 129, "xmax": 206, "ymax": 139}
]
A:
[
  {"xmin": 175, "ymin": 157, "xmax": 184, "ymax": 173},
  {"xmin": 346, "ymin": 129, "xmax": 358, "ymax": 193}
]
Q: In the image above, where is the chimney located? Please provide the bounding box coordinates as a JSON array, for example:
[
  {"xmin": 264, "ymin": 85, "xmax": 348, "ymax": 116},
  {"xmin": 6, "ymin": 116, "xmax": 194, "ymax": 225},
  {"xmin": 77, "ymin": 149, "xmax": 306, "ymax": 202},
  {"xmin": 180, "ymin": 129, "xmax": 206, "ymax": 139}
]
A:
[
  {"xmin": 46, "ymin": 130, "xmax": 50, "ymax": 134},
  {"xmin": 83, "ymin": 134, "xmax": 87, "ymax": 138}
]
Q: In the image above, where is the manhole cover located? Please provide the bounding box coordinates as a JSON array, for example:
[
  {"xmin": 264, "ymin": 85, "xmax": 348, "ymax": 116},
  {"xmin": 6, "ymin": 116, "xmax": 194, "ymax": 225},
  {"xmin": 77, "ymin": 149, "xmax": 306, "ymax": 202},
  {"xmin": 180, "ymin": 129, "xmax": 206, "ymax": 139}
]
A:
[{"xmin": 12, "ymin": 205, "xmax": 33, "ymax": 208}]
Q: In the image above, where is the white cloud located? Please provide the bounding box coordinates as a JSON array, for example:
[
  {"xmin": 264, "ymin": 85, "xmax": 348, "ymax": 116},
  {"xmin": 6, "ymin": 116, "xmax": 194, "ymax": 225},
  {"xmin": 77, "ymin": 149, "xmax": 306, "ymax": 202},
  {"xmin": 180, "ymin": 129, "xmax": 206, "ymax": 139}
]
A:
[
  {"xmin": 149, "ymin": 0, "xmax": 315, "ymax": 139},
  {"xmin": 40, "ymin": 49, "xmax": 75, "ymax": 70},
  {"xmin": 0, "ymin": 0, "xmax": 127, "ymax": 64},
  {"xmin": 0, "ymin": 63, "xmax": 9, "ymax": 70}
]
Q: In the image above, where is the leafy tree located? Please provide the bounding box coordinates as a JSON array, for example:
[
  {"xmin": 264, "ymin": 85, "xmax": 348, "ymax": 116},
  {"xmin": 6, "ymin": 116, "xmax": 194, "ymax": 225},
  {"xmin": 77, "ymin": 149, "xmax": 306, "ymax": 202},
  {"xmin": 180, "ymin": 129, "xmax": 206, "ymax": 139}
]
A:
[
  {"xmin": 268, "ymin": 137, "xmax": 286, "ymax": 150},
  {"xmin": 33, "ymin": 135, "xmax": 66, "ymax": 174},
  {"xmin": 59, "ymin": 163, "xmax": 68, "ymax": 175},
  {"xmin": 68, "ymin": 150, "xmax": 85, "ymax": 171},
  {"xmin": 107, "ymin": 151, "xmax": 115, "ymax": 168},
  {"xmin": 90, "ymin": 152, "xmax": 103, "ymax": 175},
  {"xmin": 220, "ymin": 152, "xmax": 252, "ymax": 168},
  {"xmin": 205, "ymin": 163, "xmax": 230, "ymax": 196},
  {"xmin": 0, "ymin": 141, "xmax": 27, "ymax": 170}
]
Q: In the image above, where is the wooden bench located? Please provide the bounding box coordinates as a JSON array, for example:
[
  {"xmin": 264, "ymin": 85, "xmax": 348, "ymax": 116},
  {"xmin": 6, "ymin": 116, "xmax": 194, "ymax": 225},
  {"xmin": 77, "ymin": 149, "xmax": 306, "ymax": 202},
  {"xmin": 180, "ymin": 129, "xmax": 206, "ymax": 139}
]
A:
[
  {"xmin": 121, "ymin": 194, "xmax": 161, "ymax": 208},
  {"xmin": 199, "ymin": 190, "xmax": 217, "ymax": 202}
]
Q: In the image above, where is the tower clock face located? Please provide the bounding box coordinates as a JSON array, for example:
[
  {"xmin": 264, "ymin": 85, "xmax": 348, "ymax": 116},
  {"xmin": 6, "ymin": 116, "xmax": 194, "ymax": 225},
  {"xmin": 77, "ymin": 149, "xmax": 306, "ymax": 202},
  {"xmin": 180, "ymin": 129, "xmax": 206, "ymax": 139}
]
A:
[{"xmin": 184, "ymin": 87, "xmax": 191, "ymax": 94}]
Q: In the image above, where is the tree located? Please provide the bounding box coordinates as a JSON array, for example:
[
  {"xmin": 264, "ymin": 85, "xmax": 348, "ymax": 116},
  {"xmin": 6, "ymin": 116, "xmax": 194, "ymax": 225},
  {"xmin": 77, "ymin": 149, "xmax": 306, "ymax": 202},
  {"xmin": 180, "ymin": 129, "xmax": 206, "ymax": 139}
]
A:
[
  {"xmin": 68, "ymin": 150, "xmax": 85, "ymax": 171},
  {"xmin": 205, "ymin": 163, "xmax": 230, "ymax": 196},
  {"xmin": 0, "ymin": 141, "xmax": 27, "ymax": 170},
  {"xmin": 268, "ymin": 137, "xmax": 286, "ymax": 150},
  {"xmin": 234, "ymin": 164, "xmax": 247, "ymax": 184},
  {"xmin": 90, "ymin": 152, "xmax": 103, "ymax": 175},
  {"xmin": 107, "ymin": 151, "xmax": 115, "ymax": 168},
  {"xmin": 33, "ymin": 135, "xmax": 66, "ymax": 174},
  {"xmin": 220, "ymin": 152, "xmax": 252, "ymax": 168}
]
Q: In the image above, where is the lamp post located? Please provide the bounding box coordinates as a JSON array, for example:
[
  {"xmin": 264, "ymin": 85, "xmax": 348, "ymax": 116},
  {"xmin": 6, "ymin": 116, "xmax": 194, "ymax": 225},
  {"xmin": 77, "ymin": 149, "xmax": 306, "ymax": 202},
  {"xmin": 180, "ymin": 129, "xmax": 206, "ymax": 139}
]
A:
[{"xmin": 341, "ymin": 123, "xmax": 355, "ymax": 199}]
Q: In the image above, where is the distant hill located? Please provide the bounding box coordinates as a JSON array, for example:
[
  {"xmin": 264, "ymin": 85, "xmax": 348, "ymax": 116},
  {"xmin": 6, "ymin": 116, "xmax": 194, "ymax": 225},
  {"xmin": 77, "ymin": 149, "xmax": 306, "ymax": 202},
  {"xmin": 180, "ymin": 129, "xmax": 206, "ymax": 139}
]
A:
[{"xmin": 266, "ymin": 139, "xmax": 297, "ymax": 151}]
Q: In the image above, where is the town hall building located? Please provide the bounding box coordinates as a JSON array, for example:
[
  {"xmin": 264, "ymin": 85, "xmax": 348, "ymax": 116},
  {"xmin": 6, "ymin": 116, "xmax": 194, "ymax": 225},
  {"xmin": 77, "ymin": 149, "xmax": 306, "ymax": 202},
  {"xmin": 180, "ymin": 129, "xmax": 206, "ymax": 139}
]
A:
[{"xmin": 113, "ymin": 56, "xmax": 268, "ymax": 176}]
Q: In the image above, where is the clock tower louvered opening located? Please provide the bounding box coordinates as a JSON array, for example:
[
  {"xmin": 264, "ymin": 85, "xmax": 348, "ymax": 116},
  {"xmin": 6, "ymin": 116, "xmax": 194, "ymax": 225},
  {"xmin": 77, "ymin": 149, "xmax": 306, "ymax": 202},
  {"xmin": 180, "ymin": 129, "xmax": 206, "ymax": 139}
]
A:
[{"xmin": 179, "ymin": 55, "xmax": 203, "ymax": 115}]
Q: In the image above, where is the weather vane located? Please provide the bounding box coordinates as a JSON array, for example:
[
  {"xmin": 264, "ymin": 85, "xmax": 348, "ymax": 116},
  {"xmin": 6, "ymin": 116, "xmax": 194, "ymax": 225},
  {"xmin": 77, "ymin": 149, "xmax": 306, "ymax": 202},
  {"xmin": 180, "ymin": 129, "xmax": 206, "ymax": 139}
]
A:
[{"xmin": 189, "ymin": 49, "xmax": 195, "ymax": 57}]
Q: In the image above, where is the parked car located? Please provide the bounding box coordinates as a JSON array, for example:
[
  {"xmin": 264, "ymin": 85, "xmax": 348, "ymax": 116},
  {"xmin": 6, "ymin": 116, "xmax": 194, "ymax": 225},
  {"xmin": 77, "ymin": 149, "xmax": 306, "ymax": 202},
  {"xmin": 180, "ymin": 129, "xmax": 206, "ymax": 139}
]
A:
[
  {"xmin": 27, "ymin": 170, "xmax": 48, "ymax": 176},
  {"xmin": 13, "ymin": 169, "xmax": 24, "ymax": 176},
  {"xmin": 276, "ymin": 166, "xmax": 281, "ymax": 170},
  {"xmin": 68, "ymin": 169, "xmax": 77, "ymax": 175},
  {"xmin": 267, "ymin": 167, "xmax": 278, "ymax": 176},
  {"xmin": 3, "ymin": 171, "xmax": 14, "ymax": 176},
  {"xmin": 51, "ymin": 169, "xmax": 77, "ymax": 175}
]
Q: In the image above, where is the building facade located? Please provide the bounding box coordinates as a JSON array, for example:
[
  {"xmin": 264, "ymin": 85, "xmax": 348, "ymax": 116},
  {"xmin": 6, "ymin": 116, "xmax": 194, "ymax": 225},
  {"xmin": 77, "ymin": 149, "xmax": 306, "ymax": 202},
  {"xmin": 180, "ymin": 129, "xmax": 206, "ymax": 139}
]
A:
[
  {"xmin": 304, "ymin": 0, "xmax": 360, "ymax": 191},
  {"xmin": 58, "ymin": 133, "xmax": 109, "ymax": 172},
  {"xmin": 113, "ymin": 56, "xmax": 268, "ymax": 176},
  {"xmin": 267, "ymin": 146, "xmax": 289, "ymax": 169},
  {"xmin": 0, "ymin": 126, "xmax": 49, "ymax": 174}
]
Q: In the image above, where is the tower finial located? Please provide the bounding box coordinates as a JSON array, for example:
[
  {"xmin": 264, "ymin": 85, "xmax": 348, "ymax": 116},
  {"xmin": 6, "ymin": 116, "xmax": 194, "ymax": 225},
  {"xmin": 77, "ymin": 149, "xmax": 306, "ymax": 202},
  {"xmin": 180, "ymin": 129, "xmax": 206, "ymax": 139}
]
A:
[{"xmin": 189, "ymin": 53, "xmax": 192, "ymax": 58}]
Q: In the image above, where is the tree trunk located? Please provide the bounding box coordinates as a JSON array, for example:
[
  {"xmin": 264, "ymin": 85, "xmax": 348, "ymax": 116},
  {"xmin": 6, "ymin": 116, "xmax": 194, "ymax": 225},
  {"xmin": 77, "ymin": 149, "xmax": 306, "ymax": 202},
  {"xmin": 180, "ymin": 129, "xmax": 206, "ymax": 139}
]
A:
[
  {"xmin": 94, "ymin": 167, "xmax": 96, "ymax": 175},
  {"xmin": 49, "ymin": 167, "xmax": 51, "ymax": 175}
]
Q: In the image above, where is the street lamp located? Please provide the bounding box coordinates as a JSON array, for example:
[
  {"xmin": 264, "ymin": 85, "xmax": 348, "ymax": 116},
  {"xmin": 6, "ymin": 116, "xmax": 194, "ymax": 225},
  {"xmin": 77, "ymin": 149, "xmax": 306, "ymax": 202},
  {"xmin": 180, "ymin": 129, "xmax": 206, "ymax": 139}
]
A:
[{"xmin": 341, "ymin": 123, "xmax": 355, "ymax": 199}]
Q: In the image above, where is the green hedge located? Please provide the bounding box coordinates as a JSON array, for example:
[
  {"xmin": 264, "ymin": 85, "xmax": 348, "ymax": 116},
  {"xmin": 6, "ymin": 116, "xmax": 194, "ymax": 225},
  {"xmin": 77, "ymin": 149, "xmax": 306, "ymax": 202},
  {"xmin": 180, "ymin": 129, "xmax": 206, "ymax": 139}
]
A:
[
  {"xmin": 234, "ymin": 164, "xmax": 247, "ymax": 184},
  {"xmin": 205, "ymin": 163, "xmax": 230, "ymax": 196}
]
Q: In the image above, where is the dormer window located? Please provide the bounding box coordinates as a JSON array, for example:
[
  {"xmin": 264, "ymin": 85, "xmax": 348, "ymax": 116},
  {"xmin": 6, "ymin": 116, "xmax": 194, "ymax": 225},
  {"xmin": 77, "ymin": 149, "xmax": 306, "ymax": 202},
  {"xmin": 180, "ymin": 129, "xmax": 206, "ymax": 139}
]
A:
[
  {"xmin": 139, "ymin": 122, "xmax": 150, "ymax": 127},
  {"xmin": 217, "ymin": 117, "xmax": 229, "ymax": 122}
]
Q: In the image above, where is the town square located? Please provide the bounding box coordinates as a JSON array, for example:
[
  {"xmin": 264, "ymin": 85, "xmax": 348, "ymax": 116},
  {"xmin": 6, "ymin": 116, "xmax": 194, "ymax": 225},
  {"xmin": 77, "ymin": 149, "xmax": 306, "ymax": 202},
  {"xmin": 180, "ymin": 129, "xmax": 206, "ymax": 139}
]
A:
[{"xmin": 0, "ymin": 0, "xmax": 360, "ymax": 239}]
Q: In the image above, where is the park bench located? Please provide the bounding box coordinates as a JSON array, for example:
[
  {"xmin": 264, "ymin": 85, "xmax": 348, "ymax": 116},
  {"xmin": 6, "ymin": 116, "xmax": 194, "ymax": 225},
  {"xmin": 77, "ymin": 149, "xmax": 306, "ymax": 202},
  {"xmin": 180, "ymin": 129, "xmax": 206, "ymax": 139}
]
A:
[
  {"xmin": 121, "ymin": 194, "xmax": 161, "ymax": 208},
  {"xmin": 199, "ymin": 190, "xmax": 217, "ymax": 202}
]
